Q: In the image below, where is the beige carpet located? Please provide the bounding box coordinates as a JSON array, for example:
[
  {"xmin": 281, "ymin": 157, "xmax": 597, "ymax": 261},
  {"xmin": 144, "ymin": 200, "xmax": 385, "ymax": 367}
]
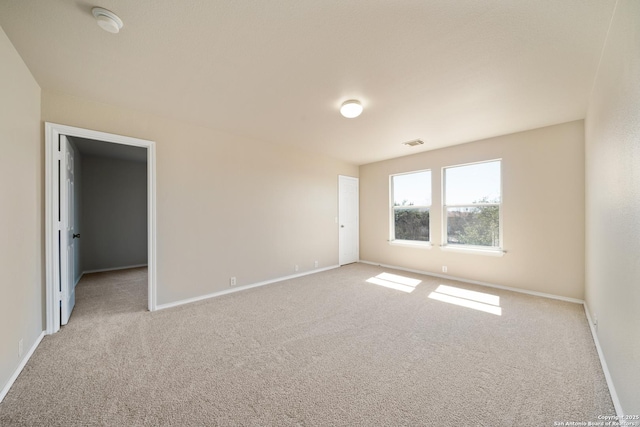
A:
[{"xmin": 0, "ymin": 264, "xmax": 614, "ymax": 426}]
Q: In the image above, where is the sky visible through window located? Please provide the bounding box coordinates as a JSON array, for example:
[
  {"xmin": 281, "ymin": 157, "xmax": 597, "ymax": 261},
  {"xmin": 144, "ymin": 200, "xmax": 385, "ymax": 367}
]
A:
[
  {"xmin": 392, "ymin": 161, "xmax": 500, "ymax": 207},
  {"xmin": 393, "ymin": 171, "xmax": 431, "ymax": 206},
  {"xmin": 445, "ymin": 161, "xmax": 501, "ymax": 205}
]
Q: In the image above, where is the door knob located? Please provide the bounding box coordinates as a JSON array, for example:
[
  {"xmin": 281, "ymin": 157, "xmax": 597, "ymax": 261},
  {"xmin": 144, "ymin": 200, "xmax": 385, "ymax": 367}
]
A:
[
  {"xmin": 73, "ymin": 233, "xmax": 81, "ymax": 239},
  {"xmin": 340, "ymin": 225, "xmax": 345, "ymax": 228}
]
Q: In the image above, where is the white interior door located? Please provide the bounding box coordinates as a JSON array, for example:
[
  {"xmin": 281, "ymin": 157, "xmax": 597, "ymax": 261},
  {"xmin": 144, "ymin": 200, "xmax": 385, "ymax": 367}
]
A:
[
  {"xmin": 339, "ymin": 175, "xmax": 359, "ymax": 265},
  {"xmin": 60, "ymin": 135, "xmax": 76, "ymax": 325}
]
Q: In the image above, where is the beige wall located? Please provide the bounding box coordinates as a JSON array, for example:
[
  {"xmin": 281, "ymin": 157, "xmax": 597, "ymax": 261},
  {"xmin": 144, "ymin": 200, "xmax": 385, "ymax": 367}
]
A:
[
  {"xmin": 360, "ymin": 120, "xmax": 585, "ymax": 299},
  {"xmin": 42, "ymin": 90, "xmax": 358, "ymax": 305},
  {"xmin": 0, "ymin": 27, "xmax": 43, "ymax": 393},
  {"xmin": 585, "ymin": 0, "xmax": 640, "ymax": 415}
]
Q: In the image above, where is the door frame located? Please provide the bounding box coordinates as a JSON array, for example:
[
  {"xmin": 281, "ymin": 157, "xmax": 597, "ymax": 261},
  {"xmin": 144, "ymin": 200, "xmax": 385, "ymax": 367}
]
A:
[
  {"xmin": 338, "ymin": 175, "xmax": 359, "ymax": 265},
  {"xmin": 45, "ymin": 122, "xmax": 158, "ymax": 334}
]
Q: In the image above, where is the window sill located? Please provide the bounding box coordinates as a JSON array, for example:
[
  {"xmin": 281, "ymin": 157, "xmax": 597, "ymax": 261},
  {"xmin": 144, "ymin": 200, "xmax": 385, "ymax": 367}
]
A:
[
  {"xmin": 440, "ymin": 245, "xmax": 505, "ymax": 257},
  {"xmin": 389, "ymin": 240, "xmax": 432, "ymax": 249}
]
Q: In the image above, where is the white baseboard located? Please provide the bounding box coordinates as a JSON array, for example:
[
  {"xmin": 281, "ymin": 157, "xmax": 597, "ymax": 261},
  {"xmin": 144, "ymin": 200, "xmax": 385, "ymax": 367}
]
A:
[
  {"xmin": 583, "ymin": 303, "xmax": 624, "ymax": 417},
  {"xmin": 156, "ymin": 265, "xmax": 340, "ymax": 311},
  {"xmin": 358, "ymin": 260, "xmax": 584, "ymax": 304},
  {"xmin": 82, "ymin": 264, "xmax": 148, "ymax": 275},
  {"xmin": 0, "ymin": 331, "xmax": 45, "ymax": 403}
]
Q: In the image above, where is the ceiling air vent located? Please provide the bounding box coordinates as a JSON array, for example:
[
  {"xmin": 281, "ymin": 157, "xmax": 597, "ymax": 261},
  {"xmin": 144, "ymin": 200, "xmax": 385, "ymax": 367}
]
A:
[{"xmin": 402, "ymin": 139, "xmax": 424, "ymax": 147}]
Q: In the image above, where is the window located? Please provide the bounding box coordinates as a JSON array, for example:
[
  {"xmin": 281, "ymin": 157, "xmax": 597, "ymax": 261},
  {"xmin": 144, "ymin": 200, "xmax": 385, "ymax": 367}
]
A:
[
  {"xmin": 443, "ymin": 160, "xmax": 501, "ymax": 250},
  {"xmin": 390, "ymin": 170, "xmax": 431, "ymax": 243}
]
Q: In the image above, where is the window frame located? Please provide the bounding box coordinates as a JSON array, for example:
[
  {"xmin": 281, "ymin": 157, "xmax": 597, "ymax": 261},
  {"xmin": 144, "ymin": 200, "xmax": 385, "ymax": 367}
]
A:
[
  {"xmin": 389, "ymin": 169, "xmax": 432, "ymax": 247},
  {"xmin": 441, "ymin": 159, "xmax": 503, "ymax": 254}
]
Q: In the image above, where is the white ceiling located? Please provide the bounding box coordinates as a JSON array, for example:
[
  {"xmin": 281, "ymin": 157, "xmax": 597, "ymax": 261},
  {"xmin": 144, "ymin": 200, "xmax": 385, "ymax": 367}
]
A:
[{"xmin": 0, "ymin": 1, "xmax": 615, "ymax": 165}]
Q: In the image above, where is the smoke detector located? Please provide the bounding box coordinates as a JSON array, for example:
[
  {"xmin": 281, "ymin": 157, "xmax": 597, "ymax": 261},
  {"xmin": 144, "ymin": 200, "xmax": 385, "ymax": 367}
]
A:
[{"xmin": 92, "ymin": 7, "xmax": 123, "ymax": 34}]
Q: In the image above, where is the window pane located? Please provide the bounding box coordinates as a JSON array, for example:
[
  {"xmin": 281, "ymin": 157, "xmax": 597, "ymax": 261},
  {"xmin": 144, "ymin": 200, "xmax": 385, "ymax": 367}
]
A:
[
  {"xmin": 393, "ymin": 171, "xmax": 431, "ymax": 206},
  {"xmin": 445, "ymin": 161, "xmax": 501, "ymax": 205},
  {"xmin": 394, "ymin": 208, "xmax": 429, "ymax": 241},
  {"xmin": 447, "ymin": 206, "xmax": 499, "ymax": 247}
]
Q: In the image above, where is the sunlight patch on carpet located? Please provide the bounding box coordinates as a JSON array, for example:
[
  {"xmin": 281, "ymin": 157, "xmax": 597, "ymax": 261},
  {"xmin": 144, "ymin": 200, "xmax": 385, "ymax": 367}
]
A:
[
  {"xmin": 429, "ymin": 285, "xmax": 502, "ymax": 315},
  {"xmin": 366, "ymin": 272, "xmax": 422, "ymax": 293}
]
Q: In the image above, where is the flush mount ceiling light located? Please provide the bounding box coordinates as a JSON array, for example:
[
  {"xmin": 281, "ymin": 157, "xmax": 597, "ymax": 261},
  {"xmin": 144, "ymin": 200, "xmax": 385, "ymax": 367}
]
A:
[
  {"xmin": 340, "ymin": 100, "xmax": 363, "ymax": 118},
  {"xmin": 402, "ymin": 139, "xmax": 424, "ymax": 147},
  {"xmin": 92, "ymin": 7, "xmax": 123, "ymax": 34}
]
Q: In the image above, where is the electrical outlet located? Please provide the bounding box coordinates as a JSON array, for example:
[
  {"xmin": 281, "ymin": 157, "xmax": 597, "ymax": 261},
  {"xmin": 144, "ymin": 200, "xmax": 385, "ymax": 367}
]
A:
[
  {"xmin": 230, "ymin": 277, "xmax": 237, "ymax": 287},
  {"xmin": 314, "ymin": 261, "xmax": 319, "ymax": 268},
  {"xmin": 18, "ymin": 339, "xmax": 23, "ymax": 358},
  {"xmin": 294, "ymin": 264, "xmax": 299, "ymax": 272},
  {"xmin": 442, "ymin": 266, "xmax": 448, "ymax": 273}
]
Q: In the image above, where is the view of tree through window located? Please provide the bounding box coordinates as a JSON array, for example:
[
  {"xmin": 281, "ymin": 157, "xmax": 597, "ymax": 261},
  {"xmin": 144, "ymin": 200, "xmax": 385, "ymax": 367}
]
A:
[
  {"xmin": 444, "ymin": 161, "xmax": 501, "ymax": 248},
  {"xmin": 391, "ymin": 170, "xmax": 431, "ymax": 242}
]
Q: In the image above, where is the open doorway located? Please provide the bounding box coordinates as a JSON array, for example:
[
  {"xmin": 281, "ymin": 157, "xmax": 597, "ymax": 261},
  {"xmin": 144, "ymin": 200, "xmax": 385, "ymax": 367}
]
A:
[
  {"xmin": 45, "ymin": 123, "xmax": 157, "ymax": 334},
  {"xmin": 69, "ymin": 136, "xmax": 148, "ymax": 319}
]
